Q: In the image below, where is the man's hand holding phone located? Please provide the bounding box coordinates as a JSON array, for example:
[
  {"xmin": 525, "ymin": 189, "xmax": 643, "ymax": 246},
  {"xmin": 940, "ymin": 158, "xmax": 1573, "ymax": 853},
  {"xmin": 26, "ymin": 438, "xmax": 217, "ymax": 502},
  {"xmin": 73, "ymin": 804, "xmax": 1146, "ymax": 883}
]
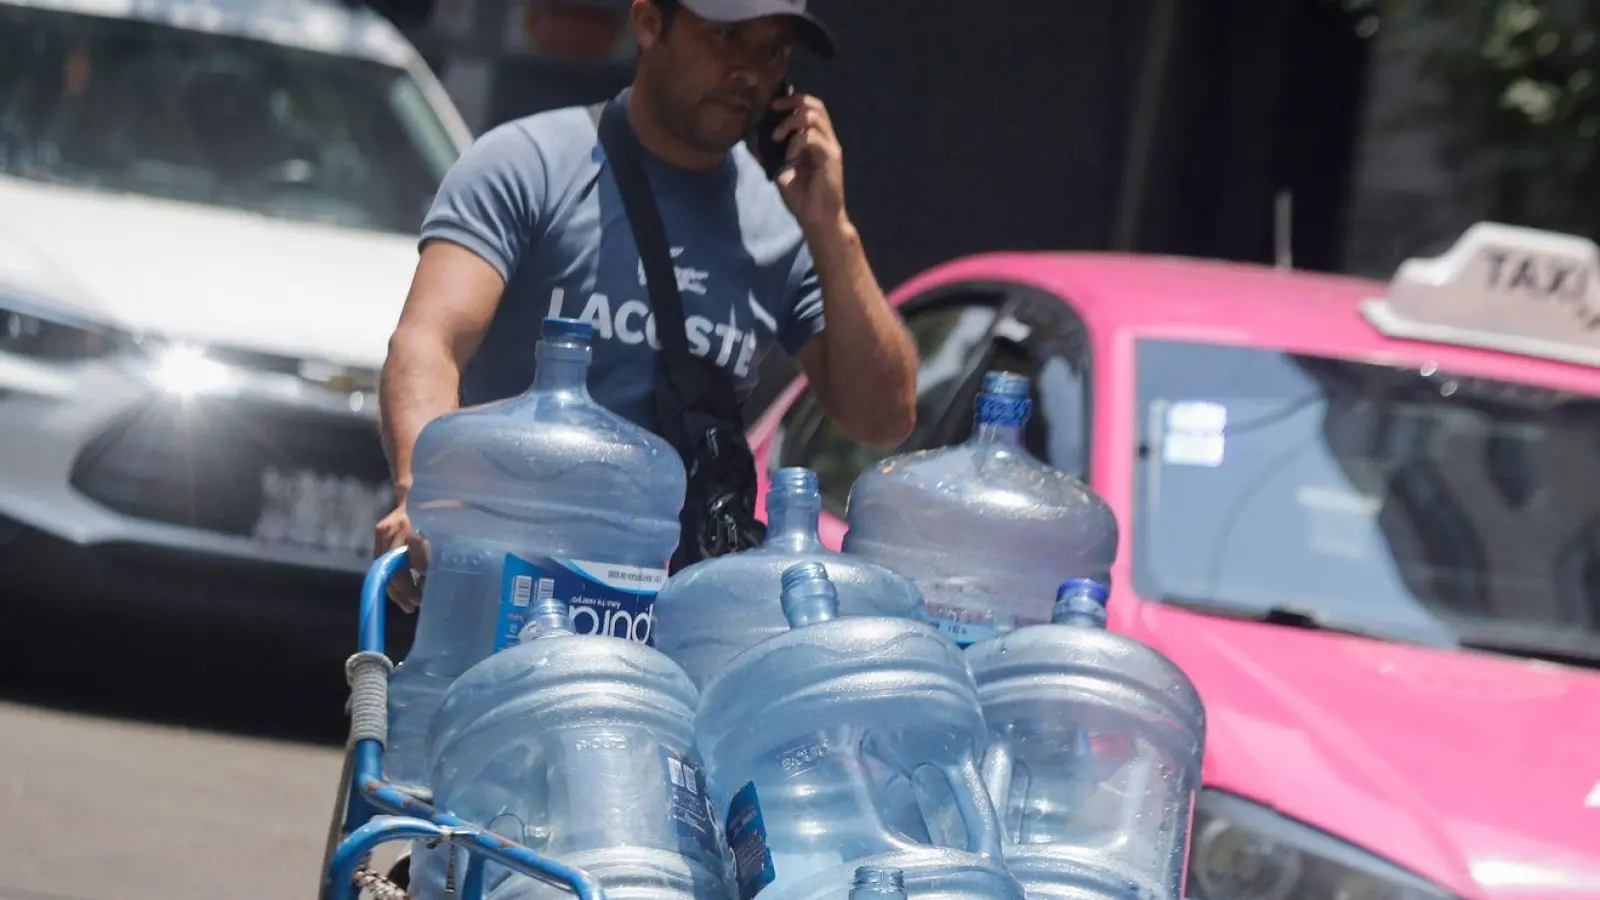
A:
[{"xmin": 765, "ymin": 90, "xmax": 848, "ymax": 236}]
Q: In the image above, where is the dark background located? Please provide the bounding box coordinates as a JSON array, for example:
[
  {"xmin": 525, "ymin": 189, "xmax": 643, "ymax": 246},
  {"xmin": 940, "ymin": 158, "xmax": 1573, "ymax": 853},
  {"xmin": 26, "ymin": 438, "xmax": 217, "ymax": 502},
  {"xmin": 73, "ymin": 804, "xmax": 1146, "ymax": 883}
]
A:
[{"xmin": 405, "ymin": 0, "xmax": 1373, "ymax": 292}]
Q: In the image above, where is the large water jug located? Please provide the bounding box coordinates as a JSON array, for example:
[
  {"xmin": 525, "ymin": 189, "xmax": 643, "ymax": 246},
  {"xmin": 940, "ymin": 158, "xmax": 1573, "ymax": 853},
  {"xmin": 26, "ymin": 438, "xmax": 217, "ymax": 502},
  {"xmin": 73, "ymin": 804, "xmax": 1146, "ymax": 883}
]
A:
[
  {"xmin": 695, "ymin": 562, "xmax": 1022, "ymax": 900},
  {"xmin": 966, "ymin": 579, "xmax": 1206, "ymax": 900},
  {"xmin": 652, "ymin": 466, "xmax": 928, "ymax": 687},
  {"xmin": 842, "ymin": 371, "xmax": 1117, "ymax": 647},
  {"xmin": 414, "ymin": 594, "xmax": 728, "ymax": 900},
  {"xmin": 386, "ymin": 316, "xmax": 686, "ymax": 790}
]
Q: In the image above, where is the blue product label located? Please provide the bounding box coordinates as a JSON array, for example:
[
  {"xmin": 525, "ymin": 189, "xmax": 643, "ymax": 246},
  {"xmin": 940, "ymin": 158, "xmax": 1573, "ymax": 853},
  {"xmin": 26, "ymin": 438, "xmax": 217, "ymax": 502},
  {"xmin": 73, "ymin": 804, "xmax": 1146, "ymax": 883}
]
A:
[
  {"xmin": 662, "ymin": 748, "xmax": 723, "ymax": 865},
  {"xmin": 726, "ymin": 781, "xmax": 776, "ymax": 900},
  {"xmin": 495, "ymin": 554, "xmax": 668, "ymax": 651}
]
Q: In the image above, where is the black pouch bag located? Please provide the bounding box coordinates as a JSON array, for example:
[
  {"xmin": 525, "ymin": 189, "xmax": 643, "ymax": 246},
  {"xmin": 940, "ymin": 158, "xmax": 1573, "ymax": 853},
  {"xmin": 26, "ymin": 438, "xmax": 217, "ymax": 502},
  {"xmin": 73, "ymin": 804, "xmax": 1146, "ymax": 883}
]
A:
[{"xmin": 594, "ymin": 98, "xmax": 767, "ymax": 571}]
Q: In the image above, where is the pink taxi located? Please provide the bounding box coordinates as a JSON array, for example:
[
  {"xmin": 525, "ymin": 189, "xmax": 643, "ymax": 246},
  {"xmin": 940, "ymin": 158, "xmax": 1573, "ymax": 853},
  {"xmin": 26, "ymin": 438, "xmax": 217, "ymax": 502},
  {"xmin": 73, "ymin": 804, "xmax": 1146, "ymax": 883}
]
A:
[{"xmin": 746, "ymin": 223, "xmax": 1600, "ymax": 899}]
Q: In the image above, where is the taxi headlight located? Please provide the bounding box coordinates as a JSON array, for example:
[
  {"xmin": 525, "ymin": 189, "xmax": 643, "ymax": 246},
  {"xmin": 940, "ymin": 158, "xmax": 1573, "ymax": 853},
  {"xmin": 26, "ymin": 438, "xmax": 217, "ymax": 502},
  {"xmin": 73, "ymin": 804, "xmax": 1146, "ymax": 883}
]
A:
[
  {"xmin": 1187, "ymin": 791, "xmax": 1459, "ymax": 900},
  {"xmin": 0, "ymin": 300, "xmax": 118, "ymax": 361}
]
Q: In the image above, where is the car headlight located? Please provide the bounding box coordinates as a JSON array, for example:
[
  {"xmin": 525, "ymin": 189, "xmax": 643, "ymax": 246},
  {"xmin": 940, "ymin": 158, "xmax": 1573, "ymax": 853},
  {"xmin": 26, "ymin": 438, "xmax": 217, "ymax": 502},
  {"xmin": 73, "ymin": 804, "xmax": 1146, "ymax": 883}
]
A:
[
  {"xmin": 0, "ymin": 301, "xmax": 118, "ymax": 361},
  {"xmin": 1187, "ymin": 790, "xmax": 1460, "ymax": 900},
  {"xmin": 147, "ymin": 343, "xmax": 238, "ymax": 396}
]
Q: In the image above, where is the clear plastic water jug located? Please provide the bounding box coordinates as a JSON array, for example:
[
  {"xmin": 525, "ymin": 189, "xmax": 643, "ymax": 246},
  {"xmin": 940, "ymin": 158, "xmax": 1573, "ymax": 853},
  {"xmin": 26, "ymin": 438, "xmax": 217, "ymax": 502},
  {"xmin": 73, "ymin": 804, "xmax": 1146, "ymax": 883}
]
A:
[
  {"xmin": 414, "ymin": 595, "xmax": 728, "ymax": 900},
  {"xmin": 385, "ymin": 316, "xmax": 686, "ymax": 790},
  {"xmin": 695, "ymin": 562, "xmax": 1013, "ymax": 900},
  {"xmin": 652, "ymin": 467, "xmax": 928, "ymax": 687},
  {"xmin": 966, "ymin": 579, "xmax": 1206, "ymax": 900},
  {"xmin": 842, "ymin": 371, "xmax": 1118, "ymax": 646}
]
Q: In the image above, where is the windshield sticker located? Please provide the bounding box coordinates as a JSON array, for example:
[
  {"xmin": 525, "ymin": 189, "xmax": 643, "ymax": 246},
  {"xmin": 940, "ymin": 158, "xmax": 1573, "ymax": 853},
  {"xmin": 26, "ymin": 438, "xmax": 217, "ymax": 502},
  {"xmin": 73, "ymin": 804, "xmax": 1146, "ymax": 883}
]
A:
[{"xmin": 1163, "ymin": 401, "xmax": 1227, "ymax": 467}]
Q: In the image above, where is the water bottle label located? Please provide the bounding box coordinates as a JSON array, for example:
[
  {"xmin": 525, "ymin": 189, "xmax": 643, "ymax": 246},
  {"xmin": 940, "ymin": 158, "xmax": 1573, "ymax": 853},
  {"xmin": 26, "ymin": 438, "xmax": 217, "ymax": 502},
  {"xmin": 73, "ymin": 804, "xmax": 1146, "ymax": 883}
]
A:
[
  {"xmin": 662, "ymin": 748, "xmax": 722, "ymax": 864},
  {"xmin": 495, "ymin": 553, "xmax": 668, "ymax": 651},
  {"xmin": 726, "ymin": 781, "xmax": 776, "ymax": 900},
  {"xmin": 926, "ymin": 602, "xmax": 1001, "ymax": 647}
]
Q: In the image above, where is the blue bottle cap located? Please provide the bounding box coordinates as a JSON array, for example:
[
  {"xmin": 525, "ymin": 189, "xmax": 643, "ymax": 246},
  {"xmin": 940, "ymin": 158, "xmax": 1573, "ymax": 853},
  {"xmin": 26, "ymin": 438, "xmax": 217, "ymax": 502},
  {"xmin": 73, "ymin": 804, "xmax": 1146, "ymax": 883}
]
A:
[
  {"xmin": 976, "ymin": 370, "xmax": 1032, "ymax": 427},
  {"xmin": 1051, "ymin": 577, "xmax": 1110, "ymax": 629},
  {"xmin": 1056, "ymin": 577, "xmax": 1110, "ymax": 607},
  {"xmin": 542, "ymin": 317, "xmax": 595, "ymax": 343}
]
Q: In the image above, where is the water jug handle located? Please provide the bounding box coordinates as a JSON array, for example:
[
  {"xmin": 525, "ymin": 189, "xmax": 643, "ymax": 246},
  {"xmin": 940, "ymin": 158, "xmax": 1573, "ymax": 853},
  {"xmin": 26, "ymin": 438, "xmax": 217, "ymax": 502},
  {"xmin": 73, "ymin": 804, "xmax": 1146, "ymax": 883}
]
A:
[
  {"xmin": 942, "ymin": 754, "xmax": 1004, "ymax": 861},
  {"xmin": 978, "ymin": 739, "xmax": 1013, "ymax": 818}
]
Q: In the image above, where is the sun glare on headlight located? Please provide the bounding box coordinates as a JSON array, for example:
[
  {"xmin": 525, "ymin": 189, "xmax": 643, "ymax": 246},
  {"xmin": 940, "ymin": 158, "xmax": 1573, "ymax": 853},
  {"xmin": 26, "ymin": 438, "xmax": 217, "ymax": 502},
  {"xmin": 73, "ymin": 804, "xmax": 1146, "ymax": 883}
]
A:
[{"xmin": 152, "ymin": 345, "xmax": 234, "ymax": 396}]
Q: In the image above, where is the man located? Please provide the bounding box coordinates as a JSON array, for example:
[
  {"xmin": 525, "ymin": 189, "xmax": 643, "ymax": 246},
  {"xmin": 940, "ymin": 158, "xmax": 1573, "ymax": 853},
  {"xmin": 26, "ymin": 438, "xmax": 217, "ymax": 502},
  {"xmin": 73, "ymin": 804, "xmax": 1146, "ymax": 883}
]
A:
[{"xmin": 375, "ymin": 0, "xmax": 919, "ymax": 610}]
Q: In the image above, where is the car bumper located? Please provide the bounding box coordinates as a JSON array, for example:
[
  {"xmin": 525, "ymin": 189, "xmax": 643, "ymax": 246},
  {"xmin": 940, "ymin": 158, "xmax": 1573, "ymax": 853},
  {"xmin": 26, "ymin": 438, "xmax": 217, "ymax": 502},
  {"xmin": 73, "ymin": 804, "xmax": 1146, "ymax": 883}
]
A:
[
  {"xmin": 0, "ymin": 526, "xmax": 400, "ymax": 653},
  {"xmin": 0, "ymin": 345, "xmax": 394, "ymax": 578}
]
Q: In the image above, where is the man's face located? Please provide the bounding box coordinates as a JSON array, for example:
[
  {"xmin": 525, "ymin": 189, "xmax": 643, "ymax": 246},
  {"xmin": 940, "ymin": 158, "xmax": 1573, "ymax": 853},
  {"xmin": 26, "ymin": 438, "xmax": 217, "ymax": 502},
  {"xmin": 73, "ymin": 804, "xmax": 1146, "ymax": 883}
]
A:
[{"xmin": 636, "ymin": 4, "xmax": 795, "ymax": 154}]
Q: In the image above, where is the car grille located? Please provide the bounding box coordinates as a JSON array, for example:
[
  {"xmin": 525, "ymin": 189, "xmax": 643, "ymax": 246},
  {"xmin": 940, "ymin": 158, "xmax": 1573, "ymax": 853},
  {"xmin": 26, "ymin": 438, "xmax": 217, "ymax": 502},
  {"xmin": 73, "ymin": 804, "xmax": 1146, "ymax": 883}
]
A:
[{"xmin": 69, "ymin": 397, "xmax": 391, "ymax": 540}]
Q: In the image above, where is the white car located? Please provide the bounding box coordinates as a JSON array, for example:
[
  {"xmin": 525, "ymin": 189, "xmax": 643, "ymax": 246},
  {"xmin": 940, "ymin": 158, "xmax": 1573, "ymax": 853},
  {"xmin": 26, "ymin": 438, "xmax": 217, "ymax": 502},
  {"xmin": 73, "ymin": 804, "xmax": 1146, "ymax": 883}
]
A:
[{"xmin": 0, "ymin": 0, "xmax": 471, "ymax": 626}]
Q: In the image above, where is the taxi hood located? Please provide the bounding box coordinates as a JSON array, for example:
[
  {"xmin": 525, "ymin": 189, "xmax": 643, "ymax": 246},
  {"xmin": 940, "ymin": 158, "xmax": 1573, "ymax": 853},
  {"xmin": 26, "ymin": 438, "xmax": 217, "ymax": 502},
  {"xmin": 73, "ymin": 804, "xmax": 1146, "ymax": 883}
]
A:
[{"xmin": 1137, "ymin": 603, "xmax": 1600, "ymax": 899}]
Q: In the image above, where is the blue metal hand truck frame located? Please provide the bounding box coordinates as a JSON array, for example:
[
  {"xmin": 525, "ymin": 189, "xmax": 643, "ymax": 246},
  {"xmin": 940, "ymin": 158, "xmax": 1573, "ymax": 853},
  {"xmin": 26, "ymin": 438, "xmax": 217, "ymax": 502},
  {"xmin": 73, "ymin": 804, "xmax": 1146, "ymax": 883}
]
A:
[{"xmin": 318, "ymin": 547, "xmax": 607, "ymax": 900}]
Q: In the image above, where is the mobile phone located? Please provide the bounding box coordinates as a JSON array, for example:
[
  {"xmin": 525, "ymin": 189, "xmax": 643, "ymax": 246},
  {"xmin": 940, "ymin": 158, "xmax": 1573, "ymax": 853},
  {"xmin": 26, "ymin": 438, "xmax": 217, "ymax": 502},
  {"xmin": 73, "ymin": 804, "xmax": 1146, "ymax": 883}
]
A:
[{"xmin": 754, "ymin": 80, "xmax": 795, "ymax": 181}]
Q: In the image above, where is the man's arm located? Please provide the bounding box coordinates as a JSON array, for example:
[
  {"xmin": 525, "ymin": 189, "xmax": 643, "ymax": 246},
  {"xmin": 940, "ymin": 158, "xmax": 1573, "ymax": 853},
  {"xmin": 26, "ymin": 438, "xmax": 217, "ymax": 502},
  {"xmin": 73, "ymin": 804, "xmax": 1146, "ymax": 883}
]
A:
[
  {"xmin": 793, "ymin": 218, "xmax": 917, "ymax": 447},
  {"xmin": 374, "ymin": 117, "xmax": 546, "ymax": 608},
  {"xmin": 380, "ymin": 242, "xmax": 506, "ymax": 496},
  {"xmin": 375, "ymin": 244, "xmax": 502, "ymax": 612},
  {"xmin": 771, "ymin": 92, "xmax": 917, "ymax": 447},
  {"xmin": 379, "ymin": 118, "xmax": 546, "ymax": 495}
]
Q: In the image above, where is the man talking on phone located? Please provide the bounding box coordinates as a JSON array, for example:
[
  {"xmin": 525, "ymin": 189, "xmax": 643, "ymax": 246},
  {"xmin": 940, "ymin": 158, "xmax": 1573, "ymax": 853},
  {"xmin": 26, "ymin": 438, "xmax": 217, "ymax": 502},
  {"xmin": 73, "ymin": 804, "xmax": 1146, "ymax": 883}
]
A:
[{"xmin": 375, "ymin": 0, "xmax": 919, "ymax": 610}]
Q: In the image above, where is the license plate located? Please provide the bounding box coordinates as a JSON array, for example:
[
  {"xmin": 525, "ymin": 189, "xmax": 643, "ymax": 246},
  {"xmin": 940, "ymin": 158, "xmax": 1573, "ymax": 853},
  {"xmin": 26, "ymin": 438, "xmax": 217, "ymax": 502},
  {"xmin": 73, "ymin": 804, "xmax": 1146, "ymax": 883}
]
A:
[{"xmin": 251, "ymin": 467, "xmax": 395, "ymax": 559}]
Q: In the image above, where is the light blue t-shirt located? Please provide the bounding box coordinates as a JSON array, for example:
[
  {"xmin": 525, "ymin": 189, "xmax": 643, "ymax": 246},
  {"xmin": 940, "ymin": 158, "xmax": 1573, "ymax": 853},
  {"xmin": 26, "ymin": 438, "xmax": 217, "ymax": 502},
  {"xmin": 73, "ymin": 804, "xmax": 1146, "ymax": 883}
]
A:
[{"xmin": 419, "ymin": 88, "xmax": 826, "ymax": 431}]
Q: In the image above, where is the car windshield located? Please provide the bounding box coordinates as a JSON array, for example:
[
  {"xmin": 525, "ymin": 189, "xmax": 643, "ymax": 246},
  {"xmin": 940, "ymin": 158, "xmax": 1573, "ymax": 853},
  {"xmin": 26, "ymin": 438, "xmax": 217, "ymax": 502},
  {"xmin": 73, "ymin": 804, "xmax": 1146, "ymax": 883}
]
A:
[
  {"xmin": 0, "ymin": 5, "xmax": 459, "ymax": 234},
  {"xmin": 1133, "ymin": 337, "xmax": 1600, "ymax": 666}
]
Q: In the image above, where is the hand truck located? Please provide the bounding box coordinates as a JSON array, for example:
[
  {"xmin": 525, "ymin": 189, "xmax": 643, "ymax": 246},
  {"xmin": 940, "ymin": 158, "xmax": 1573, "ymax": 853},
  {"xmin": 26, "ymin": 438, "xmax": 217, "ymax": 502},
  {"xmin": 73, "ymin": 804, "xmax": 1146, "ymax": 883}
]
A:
[{"xmin": 318, "ymin": 547, "xmax": 606, "ymax": 900}]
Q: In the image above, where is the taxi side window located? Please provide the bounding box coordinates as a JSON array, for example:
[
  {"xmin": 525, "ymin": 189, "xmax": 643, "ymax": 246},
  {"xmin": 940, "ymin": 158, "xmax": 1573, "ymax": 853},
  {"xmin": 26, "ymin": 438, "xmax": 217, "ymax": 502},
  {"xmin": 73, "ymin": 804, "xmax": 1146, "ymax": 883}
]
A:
[{"xmin": 773, "ymin": 286, "xmax": 1093, "ymax": 516}]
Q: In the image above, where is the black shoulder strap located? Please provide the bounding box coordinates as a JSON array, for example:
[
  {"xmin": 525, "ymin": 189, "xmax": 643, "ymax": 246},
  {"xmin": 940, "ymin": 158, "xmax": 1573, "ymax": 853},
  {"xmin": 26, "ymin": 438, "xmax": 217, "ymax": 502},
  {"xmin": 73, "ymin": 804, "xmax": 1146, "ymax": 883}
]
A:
[
  {"xmin": 594, "ymin": 97, "xmax": 737, "ymax": 443},
  {"xmin": 593, "ymin": 99, "xmax": 767, "ymax": 567},
  {"xmin": 595, "ymin": 100, "xmax": 694, "ymax": 367}
]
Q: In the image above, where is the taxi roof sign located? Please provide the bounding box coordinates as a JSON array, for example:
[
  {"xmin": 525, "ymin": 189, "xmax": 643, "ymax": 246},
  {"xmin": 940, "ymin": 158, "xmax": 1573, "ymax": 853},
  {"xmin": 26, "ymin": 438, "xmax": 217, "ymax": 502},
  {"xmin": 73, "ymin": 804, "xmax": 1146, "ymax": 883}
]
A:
[{"xmin": 1361, "ymin": 222, "xmax": 1600, "ymax": 367}]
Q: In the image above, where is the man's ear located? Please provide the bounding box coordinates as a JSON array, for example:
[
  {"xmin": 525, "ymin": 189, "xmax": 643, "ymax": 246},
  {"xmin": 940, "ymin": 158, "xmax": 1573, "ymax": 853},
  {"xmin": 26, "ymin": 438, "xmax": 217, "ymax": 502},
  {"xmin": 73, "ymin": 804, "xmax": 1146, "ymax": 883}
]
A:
[{"xmin": 631, "ymin": 0, "xmax": 664, "ymax": 51}]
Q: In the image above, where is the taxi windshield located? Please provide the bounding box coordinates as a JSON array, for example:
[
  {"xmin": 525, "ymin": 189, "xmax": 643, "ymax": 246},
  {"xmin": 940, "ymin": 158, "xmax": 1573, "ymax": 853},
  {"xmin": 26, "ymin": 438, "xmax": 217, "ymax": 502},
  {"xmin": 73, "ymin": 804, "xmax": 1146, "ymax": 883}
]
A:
[
  {"xmin": 1132, "ymin": 337, "xmax": 1600, "ymax": 666},
  {"xmin": 0, "ymin": 5, "xmax": 459, "ymax": 234}
]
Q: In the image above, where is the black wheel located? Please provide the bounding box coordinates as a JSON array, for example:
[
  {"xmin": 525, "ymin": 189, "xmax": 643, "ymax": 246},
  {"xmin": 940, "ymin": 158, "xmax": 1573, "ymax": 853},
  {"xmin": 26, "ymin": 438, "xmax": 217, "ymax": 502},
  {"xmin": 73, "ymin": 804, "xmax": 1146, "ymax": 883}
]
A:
[{"xmin": 385, "ymin": 852, "xmax": 412, "ymax": 890}]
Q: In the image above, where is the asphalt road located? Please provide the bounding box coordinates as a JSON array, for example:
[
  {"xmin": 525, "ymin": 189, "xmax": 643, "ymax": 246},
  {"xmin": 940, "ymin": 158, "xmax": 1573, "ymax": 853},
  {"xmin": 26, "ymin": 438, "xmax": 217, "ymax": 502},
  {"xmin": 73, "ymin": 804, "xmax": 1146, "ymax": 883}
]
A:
[{"xmin": 0, "ymin": 596, "xmax": 389, "ymax": 900}]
